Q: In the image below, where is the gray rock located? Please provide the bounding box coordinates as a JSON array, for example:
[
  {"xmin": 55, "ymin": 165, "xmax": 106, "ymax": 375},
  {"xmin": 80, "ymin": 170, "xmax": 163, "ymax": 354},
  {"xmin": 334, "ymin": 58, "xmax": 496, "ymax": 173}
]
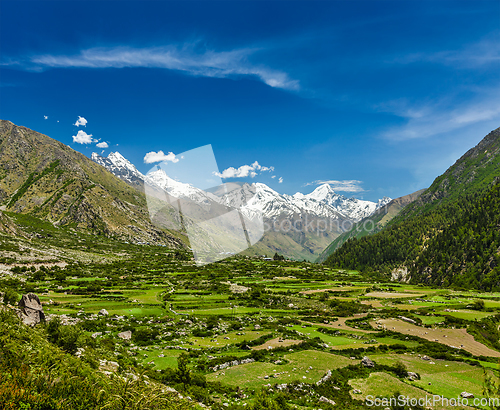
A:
[
  {"xmin": 17, "ymin": 293, "xmax": 45, "ymax": 326},
  {"xmin": 117, "ymin": 330, "xmax": 132, "ymax": 340},
  {"xmin": 460, "ymin": 392, "xmax": 474, "ymax": 399},
  {"xmin": 407, "ymin": 371, "xmax": 418, "ymax": 381},
  {"xmin": 361, "ymin": 356, "xmax": 375, "ymax": 368},
  {"xmin": 98, "ymin": 309, "xmax": 109, "ymax": 316}
]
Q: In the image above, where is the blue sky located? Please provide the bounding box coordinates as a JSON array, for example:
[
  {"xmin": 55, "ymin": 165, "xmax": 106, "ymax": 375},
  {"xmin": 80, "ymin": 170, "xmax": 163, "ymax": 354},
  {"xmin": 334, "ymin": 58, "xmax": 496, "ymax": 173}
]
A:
[{"xmin": 1, "ymin": 1, "xmax": 499, "ymax": 201}]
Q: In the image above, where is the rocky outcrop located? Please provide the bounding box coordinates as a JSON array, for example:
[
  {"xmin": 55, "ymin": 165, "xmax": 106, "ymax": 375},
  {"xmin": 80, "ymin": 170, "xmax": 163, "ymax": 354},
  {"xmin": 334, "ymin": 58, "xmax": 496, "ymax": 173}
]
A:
[
  {"xmin": 17, "ymin": 293, "xmax": 45, "ymax": 326},
  {"xmin": 361, "ymin": 356, "xmax": 375, "ymax": 368},
  {"xmin": 117, "ymin": 330, "xmax": 132, "ymax": 340}
]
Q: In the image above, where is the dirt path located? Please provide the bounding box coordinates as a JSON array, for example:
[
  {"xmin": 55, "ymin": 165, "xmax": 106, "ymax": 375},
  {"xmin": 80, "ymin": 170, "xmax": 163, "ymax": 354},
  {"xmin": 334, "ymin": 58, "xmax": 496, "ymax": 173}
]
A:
[
  {"xmin": 252, "ymin": 338, "xmax": 303, "ymax": 350},
  {"xmin": 374, "ymin": 318, "xmax": 500, "ymax": 358},
  {"xmin": 304, "ymin": 313, "xmax": 377, "ymax": 334}
]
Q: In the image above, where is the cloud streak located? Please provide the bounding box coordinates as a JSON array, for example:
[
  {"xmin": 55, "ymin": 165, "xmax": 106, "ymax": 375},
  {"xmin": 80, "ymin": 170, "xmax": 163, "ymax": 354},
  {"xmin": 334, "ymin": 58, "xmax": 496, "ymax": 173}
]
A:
[
  {"xmin": 378, "ymin": 88, "xmax": 500, "ymax": 141},
  {"xmin": 305, "ymin": 179, "xmax": 365, "ymax": 193},
  {"xmin": 8, "ymin": 45, "xmax": 299, "ymax": 91},
  {"xmin": 392, "ymin": 35, "xmax": 500, "ymax": 69}
]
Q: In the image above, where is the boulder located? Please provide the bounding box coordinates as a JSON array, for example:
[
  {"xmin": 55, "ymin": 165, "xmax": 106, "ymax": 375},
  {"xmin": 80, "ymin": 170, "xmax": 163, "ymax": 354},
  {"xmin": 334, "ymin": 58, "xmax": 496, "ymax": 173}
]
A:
[
  {"xmin": 407, "ymin": 371, "xmax": 419, "ymax": 381},
  {"xmin": 361, "ymin": 356, "xmax": 375, "ymax": 368},
  {"xmin": 460, "ymin": 392, "xmax": 474, "ymax": 399},
  {"xmin": 17, "ymin": 293, "xmax": 45, "ymax": 326},
  {"xmin": 117, "ymin": 330, "xmax": 132, "ymax": 340},
  {"xmin": 98, "ymin": 309, "xmax": 109, "ymax": 316}
]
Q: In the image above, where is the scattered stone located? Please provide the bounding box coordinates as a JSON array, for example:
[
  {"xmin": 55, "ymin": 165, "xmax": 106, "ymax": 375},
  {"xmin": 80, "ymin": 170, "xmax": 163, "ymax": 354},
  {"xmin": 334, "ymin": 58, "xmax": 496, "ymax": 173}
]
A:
[
  {"xmin": 461, "ymin": 392, "xmax": 474, "ymax": 399},
  {"xmin": 98, "ymin": 309, "xmax": 109, "ymax": 316},
  {"xmin": 319, "ymin": 396, "xmax": 336, "ymax": 406},
  {"xmin": 353, "ymin": 389, "xmax": 362, "ymax": 394},
  {"xmin": 316, "ymin": 370, "xmax": 332, "ymax": 386}
]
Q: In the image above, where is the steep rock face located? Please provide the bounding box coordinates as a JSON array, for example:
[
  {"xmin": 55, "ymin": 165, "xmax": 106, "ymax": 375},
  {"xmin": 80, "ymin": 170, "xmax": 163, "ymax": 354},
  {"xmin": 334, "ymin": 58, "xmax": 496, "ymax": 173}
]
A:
[
  {"xmin": 17, "ymin": 293, "xmax": 45, "ymax": 326},
  {"xmin": 0, "ymin": 120, "xmax": 182, "ymax": 247}
]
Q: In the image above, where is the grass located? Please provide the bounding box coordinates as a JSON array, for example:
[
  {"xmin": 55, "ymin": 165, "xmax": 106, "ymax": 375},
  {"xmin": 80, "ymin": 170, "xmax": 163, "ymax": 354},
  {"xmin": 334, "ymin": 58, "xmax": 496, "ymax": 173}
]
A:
[
  {"xmin": 207, "ymin": 350, "xmax": 354, "ymax": 389},
  {"xmin": 371, "ymin": 353, "xmax": 493, "ymax": 406},
  {"xmin": 348, "ymin": 372, "xmax": 455, "ymax": 410}
]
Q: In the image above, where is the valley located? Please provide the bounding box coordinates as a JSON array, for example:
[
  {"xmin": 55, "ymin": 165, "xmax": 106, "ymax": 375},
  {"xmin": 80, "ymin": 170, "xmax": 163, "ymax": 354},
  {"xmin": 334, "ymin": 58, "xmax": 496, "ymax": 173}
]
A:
[
  {"xmin": 2, "ymin": 121, "xmax": 500, "ymax": 410},
  {"xmin": 2, "ymin": 212, "xmax": 500, "ymax": 409}
]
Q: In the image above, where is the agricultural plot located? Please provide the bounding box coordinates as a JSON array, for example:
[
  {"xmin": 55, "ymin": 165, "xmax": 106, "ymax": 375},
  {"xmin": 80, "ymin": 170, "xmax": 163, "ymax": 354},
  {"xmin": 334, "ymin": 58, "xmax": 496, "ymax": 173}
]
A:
[
  {"xmin": 207, "ymin": 350, "xmax": 355, "ymax": 389},
  {"xmin": 373, "ymin": 319, "xmax": 500, "ymax": 357},
  {"xmin": 4, "ymin": 231, "xmax": 500, "ymax": 409}
]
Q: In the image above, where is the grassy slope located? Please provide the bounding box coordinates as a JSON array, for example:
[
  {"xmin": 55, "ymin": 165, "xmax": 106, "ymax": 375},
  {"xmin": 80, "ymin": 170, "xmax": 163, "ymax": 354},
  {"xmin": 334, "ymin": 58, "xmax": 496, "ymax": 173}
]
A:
[{"xmin": 0, "ymin": 120, "xmax": 183, "ymax": 247}]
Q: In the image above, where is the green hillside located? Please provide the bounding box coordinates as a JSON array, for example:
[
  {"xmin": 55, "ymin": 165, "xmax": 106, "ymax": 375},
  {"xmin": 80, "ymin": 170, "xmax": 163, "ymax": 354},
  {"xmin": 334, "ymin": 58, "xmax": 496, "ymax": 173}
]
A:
[
  {"xmin": 316, "ymin": 189, "xmax": 425, "ymax": 263},
  {"xmin": 0, "ymin": 120, "xmax": 183, "ymax": 247},
  {"xmin": 324, "ymin": 126, "xmax": 500, "ymax": 290}
]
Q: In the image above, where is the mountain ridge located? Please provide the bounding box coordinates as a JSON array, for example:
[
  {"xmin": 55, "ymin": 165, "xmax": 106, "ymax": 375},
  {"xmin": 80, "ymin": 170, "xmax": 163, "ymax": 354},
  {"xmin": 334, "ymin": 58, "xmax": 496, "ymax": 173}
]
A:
[
  {"xmin": 0, "ymin": 120, "xmax": 183, "ymax": 248},
  {"xmin": 324, "ymin": 126, "xmax": 500, "ymax": 289}
]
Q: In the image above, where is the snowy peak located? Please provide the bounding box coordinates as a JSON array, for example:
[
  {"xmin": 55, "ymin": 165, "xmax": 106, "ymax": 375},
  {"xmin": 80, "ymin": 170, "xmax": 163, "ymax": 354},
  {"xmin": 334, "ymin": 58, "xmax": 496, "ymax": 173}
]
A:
[
  {"xmin": 91, "ymin": 151, "xmax": 391, "ymax": 223},
  {"xmin": 92, "ymin": 151, "xmax": 145, "ymax": 185}
]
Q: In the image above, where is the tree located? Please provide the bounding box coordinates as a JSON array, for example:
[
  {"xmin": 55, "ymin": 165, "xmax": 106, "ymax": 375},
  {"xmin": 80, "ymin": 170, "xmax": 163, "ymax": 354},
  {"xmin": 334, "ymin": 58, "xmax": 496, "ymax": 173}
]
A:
[
  {"xmin": 393, "ymin": 360, "xmax": 407, "ymax": 378},
  {"xmin": 177, "ymin": 353, "xmax": 191, "ymax": 385},
  {"xmin": 2, "ymin": 288, "xmax": 19, "ymax": 305}
]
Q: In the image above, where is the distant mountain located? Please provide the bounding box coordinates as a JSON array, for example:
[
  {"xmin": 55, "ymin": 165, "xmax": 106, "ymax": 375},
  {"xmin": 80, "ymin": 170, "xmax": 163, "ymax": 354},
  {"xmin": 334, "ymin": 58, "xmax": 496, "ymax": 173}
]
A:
[
  {"xmin": 0, "ymin": 120, "xmax": 182, "ymax": 247},
  {"xmin": 316, "ymin": 189, "xmax": 425, "ymax": 263},
  {"xmin": 92, "ymin": 151, "xmax": 391, "ymax": 260},
  {"xmin": 91, "ymin": 152, "xmax": 145, "ymax": 189},
  {"xmin": 324, "ymin": 126, "xmax": 500, "ymax": 290},
  {"xmin": 92, "ymin": 151, "xmax": 390, "ymax": 222}
]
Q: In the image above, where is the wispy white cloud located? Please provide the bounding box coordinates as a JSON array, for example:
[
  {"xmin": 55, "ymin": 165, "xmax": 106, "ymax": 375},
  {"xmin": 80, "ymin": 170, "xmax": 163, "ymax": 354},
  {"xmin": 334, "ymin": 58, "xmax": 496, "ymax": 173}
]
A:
[
  {"xmin": 378, "ymin": 87, "xmax": 500, "ymax": 141},
  {"xmin": 73, "ymin": 130, "xmax": 95, "ymax": 144},
  {"xmin": 96, "ymin": 141, "xmax": 108, "ymax": 148},
  {"xmin": 144, "ymin": 150, "xmax": 179, "ymax": 164},
  {"xmin": 278, "ymin": 177, "xmax": 283, "ymax": 184},
  {"xmin": 305, "ymin": 179, "xmax": 365, "ymax": 193},
  {"xmin": 216, "ymin": 161, "xmax": 274, "ymax": 179},
  {"xmin": 43, "ymin": 115, "xmax": 48, "ymax": 120},
  {"xmin": 11, "ymin": 45, "xmax": 299, "ymax": 91},
  {"xmin": 74, "ymin": 116, "xmax": 87, "ymax": 127},
  {"xmin": 392, "ymin": 34, "xmax": 500, "ymax": 69}
]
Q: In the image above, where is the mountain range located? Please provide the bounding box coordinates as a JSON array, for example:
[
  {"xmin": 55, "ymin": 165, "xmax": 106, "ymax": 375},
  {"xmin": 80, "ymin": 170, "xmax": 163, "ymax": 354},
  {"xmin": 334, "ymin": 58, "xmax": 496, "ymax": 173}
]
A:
[{"xmin": 91, "ymin": 151, "xmax": 392, "ymax": 260}]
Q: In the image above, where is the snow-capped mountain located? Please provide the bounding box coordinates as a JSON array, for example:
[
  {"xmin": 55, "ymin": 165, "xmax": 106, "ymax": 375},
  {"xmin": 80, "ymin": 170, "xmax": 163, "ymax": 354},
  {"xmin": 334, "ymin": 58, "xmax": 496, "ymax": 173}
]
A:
[
  {"xmin": 91, "ymin": 152, "xmax": 145, "ymax": 187},
  {"xmin": 294, "ymin": 183, "xmax": 391, "ymax": 220},
  {"xmin": 91, "ymin": 151, "xmax": 391, "ymax": 222},
  {"xmin": 146, "ymin": 168, "xmax": 219, "ymax": 205},
  {"xmin": 221, "ymin": 182, "xmax": 391, "ymax": 222}
]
